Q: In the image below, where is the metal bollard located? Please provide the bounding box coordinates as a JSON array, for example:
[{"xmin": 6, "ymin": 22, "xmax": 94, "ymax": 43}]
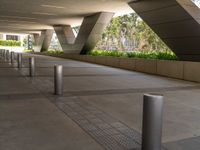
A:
[
  {"xmin": 6, "ymin": 50, "xmax": 10, "ymax": 61},
  {"xmin": 29, "ymin": 57, "xmax": 35, "ymax": 77},
  {"xmin": 3, "ymin": 50, "xmax": 6, "ymax": 60},
  {"xmin": 0, "ymin": 49, "xmax": 2, "ymax": 57},
  {"xmin": 54, "ymin": 65, "xmax": 63, "ymax": 95},
  {"xmin": 17, "ymin": 53, "xmax": 22, "ymax": 68},
  {"xmin": 142, "ymin": 94, "xmax": 164, "ymax": 150},
  {"xmin": 0, "ymin": 49, "xmax": 2, "ymax": 58},
  {"xmin": 11, "ymin": 51, "xmax": 15, "ymax": 64},
  {"xmin": 2, "ymin": 50, "xmax": 5, "ymax": 58}
]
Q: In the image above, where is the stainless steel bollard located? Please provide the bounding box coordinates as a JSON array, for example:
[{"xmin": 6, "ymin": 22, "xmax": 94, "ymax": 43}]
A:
[
  {"xmin": 6, "ymin": 50, "xmax": 9, "ymax": 61},
  {"xmin": 0, "ymin": 49, "xmax": 2, "ymax": 57},
  {"xmin": 17, "ymin": 53, "xmax": 22, "ymax": 68},
  {"xmin": 3, "ymin": 50, "xmax": 5, "ymax": 58},
  {"xmin": 54, "ymin": 65, "xmax": 63, "ymax": 95},
  {"xmin": 29, "ymin": 57, "xmax": 35, "ymax": 77},
  {"xmin": 142, "ymin": 94, "xmax": 164, "ymax": 150},
  {"xmin": 2, "ymin": 49, "xmax": 5, "ymax": 57},
  {"xmin": 11, "ymin": 51, "xmax": 14, "ymax": 64}
]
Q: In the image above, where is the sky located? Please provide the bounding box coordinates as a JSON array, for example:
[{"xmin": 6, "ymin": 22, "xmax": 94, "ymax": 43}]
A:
[{"xmin": 192, "ymin": 0, "xmax": 200, "ymax": 8}]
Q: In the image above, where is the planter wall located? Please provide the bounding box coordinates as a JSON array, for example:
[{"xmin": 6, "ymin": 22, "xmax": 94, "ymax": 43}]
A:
[
  {"xmin": 119, "ymin": 58, "xmax": 135, "ymax": 70},
  {"xmin": 157, "ymin": 60, "xmax": 184, "ymax": 79},
  {"xmin": 184, "ymin": 62, "xmax": 200, "ymax": 82},
  {"xmin": 106, "ymin": 57, "xmax": 120, "ymax": 68},
  {"xmin": 135, "ymin": 59, "xmax": 157, "ymax": 74},
  {"xmin": 39, "ymin": 53, "xmax": 200, "ymax": 83},
  {"xmin": 95, "ymin": 56, "xmax": 107, "ymax": 65}
]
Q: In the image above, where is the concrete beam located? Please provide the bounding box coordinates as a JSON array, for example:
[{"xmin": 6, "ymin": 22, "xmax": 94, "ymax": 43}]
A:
[
  {"xmin": 33, "ymin": 29, "xmax": 53, "ymax": 52},
  {"xmin": 129, "ymin": 0, "xmax": 200, "ymax": 61},
  {"xmin": 54, "ymin": 12, "xmax": 114, "ymax": 54}
]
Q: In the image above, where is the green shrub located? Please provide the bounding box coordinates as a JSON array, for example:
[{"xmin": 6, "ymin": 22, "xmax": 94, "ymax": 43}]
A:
[
  {"xmin": 156, "ymin": 51, "xmax": 178, "ymax": 60},
  {"xmin": 88, "ymin": 50, "xmax": 178, "ymax": 61},
  {"xmin": 88, "ymin": 50, "xmax": 126, "ymax": 57},
  {"xmin": 23, "ymin": 49, "xmax": 33, "ymax": 53},
  {"xmin": 47, "ymin": 49, "xmax": 64, "ymax": 55},
  {"xmin": 0, "ymin": 40, "xmax": 21, "ymax": 47}
]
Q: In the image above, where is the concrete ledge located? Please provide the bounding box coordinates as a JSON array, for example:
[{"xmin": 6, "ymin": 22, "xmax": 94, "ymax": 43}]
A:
[
  {"xmin": 135, "ymin": 59, "xmax": 157, "ymax": 74},
  {"xmin": 78, "ymin": 55, "xmax": 87, "ymax": 61},
  {"xmin": 184, "ymin": 61, "xmax": 200, "ymax": 82},
  {"xmin": 86, "ymin": 55, "xmax": 96, "ymax": 63},
  {"xmin": 119, "ymin": 58, "xmax": 136, "ymax": 70},
  {"xmin": 106, "ymin": 57, "xmax": 120, "ymax": 68},
  {"xmin": 157, "ymin": 60, "xmax": 184, "ymax": 79},
  {"xmin": 94, "ymin": 56, "xmax": 107, "ymax": 65}
]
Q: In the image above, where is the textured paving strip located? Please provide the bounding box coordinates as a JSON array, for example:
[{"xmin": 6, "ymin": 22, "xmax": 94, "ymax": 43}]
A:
[{"xmin": 51, "ymin": 97, "xmax": 141, "ymax": 150}]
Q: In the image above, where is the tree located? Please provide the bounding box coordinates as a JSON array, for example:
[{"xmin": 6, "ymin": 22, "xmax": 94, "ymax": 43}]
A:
[{"xmin": 96, "ymin": 13, "xmax": 171, "ymax": 53}]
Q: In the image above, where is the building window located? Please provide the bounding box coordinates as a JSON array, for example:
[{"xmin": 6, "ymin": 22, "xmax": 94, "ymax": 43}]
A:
[{"xmin": 6, "ymin": 35, "xmax": 19, "ymax": 41}]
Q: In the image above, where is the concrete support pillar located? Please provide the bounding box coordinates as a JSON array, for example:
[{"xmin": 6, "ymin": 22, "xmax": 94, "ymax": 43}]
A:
[
  {"xmin": 54, "ymin": 25, "xmax": 76, "ymax": 53},
  {"xmin": 41, "ymin": 29, "xmax": 54, "ymax": 52},
  {"xmin": 54, "ymin": 12, "xmax": 114, "ymax": 54},
  {"xmin": 54, "ymin": 25, "xmax": 75, "ymax": 45},
  {"xmin": 33, "ymin": 34, "xmax": 40, "ymax": 46},
  {"xmin": 33, "ymin": 29, "xmax": 53, "ymax": 52},
  {"xmin": 129, "ymin": 0, "xmax": 200, "ymax": 61}
]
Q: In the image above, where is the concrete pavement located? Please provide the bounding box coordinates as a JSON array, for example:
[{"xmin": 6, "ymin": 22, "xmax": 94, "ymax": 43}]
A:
[{"xmin": 1, "ymin": 53, "xmax": 200, "ymax": 150}]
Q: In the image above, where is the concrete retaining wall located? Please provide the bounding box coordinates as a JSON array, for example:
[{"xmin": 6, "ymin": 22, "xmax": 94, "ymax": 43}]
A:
[
  {"xmin": 43, "ymin": 53, "xmax": 200, "ymax": 83},
  {"xmin": 157, "ymin": 60, "xmax": 184, "ymax": 79}
]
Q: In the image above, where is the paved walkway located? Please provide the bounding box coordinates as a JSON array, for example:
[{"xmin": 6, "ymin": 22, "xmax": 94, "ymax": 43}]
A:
[{"xmin": 1, "ymin": 53, "xmax": 200, "ymax": 150}]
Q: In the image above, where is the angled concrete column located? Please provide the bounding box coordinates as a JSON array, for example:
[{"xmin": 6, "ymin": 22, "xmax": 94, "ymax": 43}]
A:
[
  {"xmin": 53, "ymin": 25, "xmax": 76, "ymax": 53},
  {"xmin": 33, "ymin": 29, "xmax": 53, "ymax": 52},
  {"xmin": 129, "ymin": 0, "xmax": 200, "ymax": 61},
  {"xmin": 33, "ymin": 34, "xmax": 40, "ymax": 46},
  {"xmin": 54, "ymin": 12, "xmax": 114, "ymax": 54}
]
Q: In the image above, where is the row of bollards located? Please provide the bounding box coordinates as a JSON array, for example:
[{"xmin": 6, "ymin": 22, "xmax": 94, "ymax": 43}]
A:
[
  {"xmin": 0, "ymin": 49, "xmax": 63, "ymax": 96},
  {"xmin": 0, "ymin": 49, "xmax": 164, "ymax": 150},
  {"xmin": 0, "ymin": 49, "xmax": 22, "ymax": 68}
]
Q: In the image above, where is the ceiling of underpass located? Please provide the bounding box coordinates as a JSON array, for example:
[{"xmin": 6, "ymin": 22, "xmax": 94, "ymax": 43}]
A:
[{"xmin": 0, "ymin": 0, "xmax": 133, "ymax": 33}]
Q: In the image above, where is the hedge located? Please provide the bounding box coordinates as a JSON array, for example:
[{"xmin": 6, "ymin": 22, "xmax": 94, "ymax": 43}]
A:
[
  {"xmin": 88, "ymin": 50, "xmax": 178, "ymax": 60},
  {"xmin": 0, "ymin": 40, "xmax": 21, "ymax": 46}
]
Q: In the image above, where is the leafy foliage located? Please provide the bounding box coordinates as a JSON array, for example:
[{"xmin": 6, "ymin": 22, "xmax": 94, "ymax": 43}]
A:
[
  {"xmin": 96, "ymin": 13, "xmax": 171, "ymax": 52},
  {"xmin": 89, "ymin": 50, "xmax": 178, "ymax": 60},
  {"xmin": 0, "ymin": 40, "xmax": 21, "ymax": 47},
  {"xmin": 93, "ymin": 13, "xmax": 179, "ymax": 60},
  {"xmin": 47, "ymin": 49, "xmax": 64, "ymax": 55},
  {"xmin": 88, "ymin": 50, "xmax": 126, "ymax": 57},
  {"xmin": 23, "ymin": 49, "xmax": 33, "ymax": 53}
]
